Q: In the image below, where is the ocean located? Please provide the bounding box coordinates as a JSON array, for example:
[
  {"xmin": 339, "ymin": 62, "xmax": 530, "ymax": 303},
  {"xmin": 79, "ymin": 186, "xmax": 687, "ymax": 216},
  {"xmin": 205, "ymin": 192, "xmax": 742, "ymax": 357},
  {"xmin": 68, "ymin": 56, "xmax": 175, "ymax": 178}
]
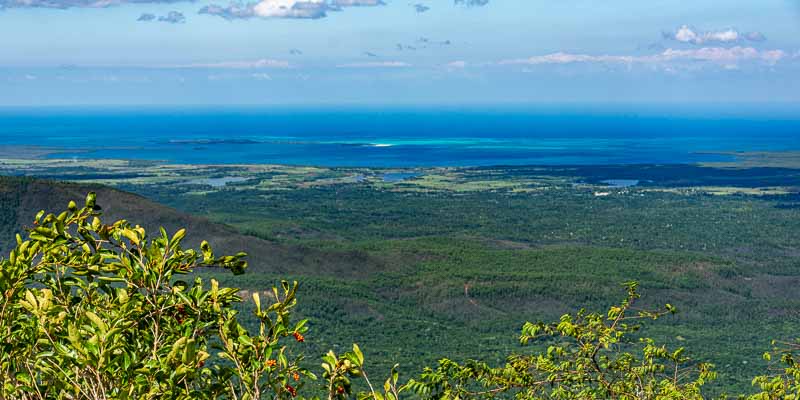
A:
[{"xmin": 1, "ymin": 105, "xmax": 798, "ymax": 167}]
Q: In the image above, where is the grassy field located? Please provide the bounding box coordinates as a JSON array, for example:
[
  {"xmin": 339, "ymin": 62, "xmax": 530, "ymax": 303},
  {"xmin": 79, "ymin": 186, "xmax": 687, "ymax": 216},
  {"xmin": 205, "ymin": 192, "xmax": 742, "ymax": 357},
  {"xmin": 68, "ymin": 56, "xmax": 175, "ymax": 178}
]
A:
[{"xmin": 1, "ymin": 154, "xmax": 799, "ymax": 395}]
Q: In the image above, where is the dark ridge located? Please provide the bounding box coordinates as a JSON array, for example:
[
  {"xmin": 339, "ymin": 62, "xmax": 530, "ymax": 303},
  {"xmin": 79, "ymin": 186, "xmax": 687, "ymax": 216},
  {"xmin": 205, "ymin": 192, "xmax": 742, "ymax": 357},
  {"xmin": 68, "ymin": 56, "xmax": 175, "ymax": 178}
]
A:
[{"xmin": 0, "ymin": 175, "xmax": 384, "ymax": 278}]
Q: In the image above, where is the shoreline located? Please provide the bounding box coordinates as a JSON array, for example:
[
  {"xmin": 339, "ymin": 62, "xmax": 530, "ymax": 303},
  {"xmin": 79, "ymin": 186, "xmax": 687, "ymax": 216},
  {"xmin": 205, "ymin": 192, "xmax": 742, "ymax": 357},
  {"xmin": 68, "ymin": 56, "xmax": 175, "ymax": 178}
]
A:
[
  {"xmin": 1, "ymin": 151, "xmax": 799, "ymax": 197},
  {"xmin": 5, "ymin": 144, "xmax": 797, "ymax": 170}
]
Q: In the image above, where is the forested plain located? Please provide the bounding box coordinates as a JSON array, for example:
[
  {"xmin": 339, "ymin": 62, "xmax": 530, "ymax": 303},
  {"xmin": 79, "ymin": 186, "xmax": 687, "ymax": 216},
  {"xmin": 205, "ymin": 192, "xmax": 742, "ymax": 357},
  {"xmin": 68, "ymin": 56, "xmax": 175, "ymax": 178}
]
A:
[{"xmin": 1, "ymin": 160, "xmax": 799, "ymax": 396}]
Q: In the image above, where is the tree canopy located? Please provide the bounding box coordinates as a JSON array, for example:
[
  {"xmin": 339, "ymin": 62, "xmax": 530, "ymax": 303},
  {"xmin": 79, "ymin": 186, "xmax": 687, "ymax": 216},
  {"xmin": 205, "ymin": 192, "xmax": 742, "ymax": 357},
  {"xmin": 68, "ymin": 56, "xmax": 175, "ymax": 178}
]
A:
[{"xmin": 0, "ymin": 193, "xmax": 797, "ymax": 399}]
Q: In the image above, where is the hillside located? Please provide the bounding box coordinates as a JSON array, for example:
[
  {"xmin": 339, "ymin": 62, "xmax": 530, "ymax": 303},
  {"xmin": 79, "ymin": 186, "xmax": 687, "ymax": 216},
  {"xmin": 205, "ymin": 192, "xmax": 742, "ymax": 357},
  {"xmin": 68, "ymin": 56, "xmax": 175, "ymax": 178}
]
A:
[{"xmin": 0, "ymin": 176, "xmax": 383, "ymax": 277}]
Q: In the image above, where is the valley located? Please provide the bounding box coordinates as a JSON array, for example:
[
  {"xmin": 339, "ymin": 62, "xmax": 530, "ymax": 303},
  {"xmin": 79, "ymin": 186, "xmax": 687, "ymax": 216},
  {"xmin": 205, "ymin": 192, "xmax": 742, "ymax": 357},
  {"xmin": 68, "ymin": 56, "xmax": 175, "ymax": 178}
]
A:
[{"xmin": 1, "ymin": 152, "xmax": 799, "ymax": 395}]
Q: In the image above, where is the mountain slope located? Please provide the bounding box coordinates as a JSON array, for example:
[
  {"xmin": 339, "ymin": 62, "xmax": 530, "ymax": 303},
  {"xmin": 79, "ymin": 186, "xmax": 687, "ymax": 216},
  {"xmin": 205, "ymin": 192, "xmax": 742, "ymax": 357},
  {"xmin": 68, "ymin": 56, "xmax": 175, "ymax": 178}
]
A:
[{"xmin": 0, "ymin": 176, "xmax": 382, "ymax": 277}]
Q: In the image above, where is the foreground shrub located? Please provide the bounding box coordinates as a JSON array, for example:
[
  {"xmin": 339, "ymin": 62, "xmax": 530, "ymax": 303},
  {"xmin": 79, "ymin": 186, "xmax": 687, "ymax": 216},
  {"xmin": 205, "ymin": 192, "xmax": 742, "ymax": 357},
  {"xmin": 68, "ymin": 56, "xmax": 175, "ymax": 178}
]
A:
[
  {"xmin": 0, "ymin": 193, "xmax": 311, "ymax": 399},
  {"xmin": 749, "ymin": 340, "xmax": 800, "ymax": 400},
  {"xmin": 406, "ymin": 282, "xmax": 717, "ymax": 400}
]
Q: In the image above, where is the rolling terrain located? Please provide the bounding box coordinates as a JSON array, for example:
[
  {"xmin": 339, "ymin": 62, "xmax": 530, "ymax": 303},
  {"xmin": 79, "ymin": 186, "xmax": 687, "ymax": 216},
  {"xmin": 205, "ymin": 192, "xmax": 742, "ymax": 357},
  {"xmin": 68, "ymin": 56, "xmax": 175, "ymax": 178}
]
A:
[{"xmin": 0, "ymin": 159, "xmax": 799, "ymax": 395}]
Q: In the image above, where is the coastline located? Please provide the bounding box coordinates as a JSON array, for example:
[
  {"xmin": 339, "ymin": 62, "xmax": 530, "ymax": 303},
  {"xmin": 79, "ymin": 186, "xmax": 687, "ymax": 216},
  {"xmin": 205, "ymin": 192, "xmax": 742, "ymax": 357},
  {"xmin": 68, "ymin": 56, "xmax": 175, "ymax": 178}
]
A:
[{"xmin": 2, "ymin": 148, "xmax": 798, "ymax": 197}]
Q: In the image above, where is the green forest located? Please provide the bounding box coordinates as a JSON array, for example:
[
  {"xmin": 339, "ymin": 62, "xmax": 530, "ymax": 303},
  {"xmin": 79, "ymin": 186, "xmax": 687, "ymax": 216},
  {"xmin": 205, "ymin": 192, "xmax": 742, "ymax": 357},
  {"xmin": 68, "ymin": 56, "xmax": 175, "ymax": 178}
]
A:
[{"xmin": 0, "ymin": 158, "xmax": 798, "ymax": 398}]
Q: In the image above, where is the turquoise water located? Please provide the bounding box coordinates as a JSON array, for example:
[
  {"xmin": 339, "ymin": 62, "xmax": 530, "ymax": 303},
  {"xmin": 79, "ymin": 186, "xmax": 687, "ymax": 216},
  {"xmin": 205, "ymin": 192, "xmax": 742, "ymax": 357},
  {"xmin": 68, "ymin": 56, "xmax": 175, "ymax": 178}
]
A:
[
  {"xmin": 0, "ymin": 106, "xmax": 798, "ymax": 167},
  {"xmin": 382, "ymin": 173, "xmax": 422, "ymax": 182},
  {"xmin": 602, "ymin": 179, "xmax": 641, "ymax": 188}
]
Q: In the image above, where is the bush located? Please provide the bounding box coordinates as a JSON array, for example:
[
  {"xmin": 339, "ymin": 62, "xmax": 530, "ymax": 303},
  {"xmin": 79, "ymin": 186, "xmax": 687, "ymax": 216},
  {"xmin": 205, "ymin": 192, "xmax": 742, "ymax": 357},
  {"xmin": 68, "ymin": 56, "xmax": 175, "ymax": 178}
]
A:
[
  {"xmin": 0, "ymin": 193, "xmax": 310, "ymax": 399},
  {"xmin": 406, "ymin": 282, "xmax": 716, "ymax": 400}
]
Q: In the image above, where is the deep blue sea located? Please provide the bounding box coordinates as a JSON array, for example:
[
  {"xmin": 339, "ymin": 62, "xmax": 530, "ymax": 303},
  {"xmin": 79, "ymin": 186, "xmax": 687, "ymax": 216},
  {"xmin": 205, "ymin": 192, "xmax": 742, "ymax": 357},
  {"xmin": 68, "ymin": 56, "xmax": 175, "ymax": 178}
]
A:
[{"xmin": 1, "ymin": 105, "xmax": 798, "ymax": 167}]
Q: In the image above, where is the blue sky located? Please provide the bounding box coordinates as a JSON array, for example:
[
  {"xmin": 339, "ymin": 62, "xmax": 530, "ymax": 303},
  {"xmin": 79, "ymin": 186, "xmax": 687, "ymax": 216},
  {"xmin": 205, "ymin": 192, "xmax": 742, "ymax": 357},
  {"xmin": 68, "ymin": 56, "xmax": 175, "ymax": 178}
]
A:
[{"xmin": 1, "ymin": 0, "xmax": 799, "ymax": 105}]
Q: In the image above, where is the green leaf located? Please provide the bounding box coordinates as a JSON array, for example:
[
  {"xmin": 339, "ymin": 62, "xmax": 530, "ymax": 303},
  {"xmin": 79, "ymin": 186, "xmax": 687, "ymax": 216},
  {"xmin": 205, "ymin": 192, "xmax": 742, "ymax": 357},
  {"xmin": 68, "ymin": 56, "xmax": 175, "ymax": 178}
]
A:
[
  {"xmin": 352, "ymin": 343, "xmax": 364, "ymax": 367},
  {"xmin": 171, "ymin": 228, "xmax": 186, "ymax": 246},
  {"xmin": 200, "ymin": 240, "xmax": 214, "ymax": 262},
  {"xmin": 85, "ymin": 192, "xmax": 97, "ymax": 208},
  {"xmin": 182, "ymin": 339, "xmax": 197, "ymax": 364},
  {"xmin": 85, "ymin": 311, "xmax": 108, "ymax": 336},
  {"xmin": 98, "ymin": 276, "xmax": 126, "ymax": 283},
  {"xmin": 253, "ymin": 292, "xmax": 261, "ymax": 314}
]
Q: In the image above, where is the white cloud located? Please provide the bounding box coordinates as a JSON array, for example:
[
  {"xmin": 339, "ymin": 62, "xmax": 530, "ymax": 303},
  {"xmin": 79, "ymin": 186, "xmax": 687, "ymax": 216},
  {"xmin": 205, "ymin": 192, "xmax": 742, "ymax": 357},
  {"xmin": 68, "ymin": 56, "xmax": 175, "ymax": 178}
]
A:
[
  {"xmin": 745, "ymin": 32, "xmax": 767, "ymax": 42},
  {"xmin": 499, "ymin": 53, "xmax": 635, "ymax": 65},
  {"xmin": 0, "ymin": 0, "xmax": 189, "ymax": 9},
  {"xmin": 252, "ymin": 0, "xmax": 326, "ymax": 18},
  {"xmin": 665, "ymin": 25, "xmax": 766, "ymax": 45},
  {"xmin": 454, "ymin": 0, "xmax": 488, "ymax": 6},
  {"xmin": 200, "ymin": 0, "xmax": 384, "ymax": 20},
  {"xmin": 764, "ymin": 50, "xmax": 788, "ymax": 64},
  {"xmin": 497, "ymin": 47, "xmax": 788, "ymax": 68},
  {"xmin": 705, "ymin": 29, "xmax": 739, "ymax": 43},
  {"xmin": 445, "ymin": 60, "xmax": 467, "ymax": 69},
  {"xmin": 660, "ymin": 47, "xmax": 785, "ymax": 65},
  {"xmin": 337, "ymin": 61, "xmax": 411, "ymax": 68},
  {"xmin": 174, "ymin": 59, "xmax": 292, "ymax": 69}
]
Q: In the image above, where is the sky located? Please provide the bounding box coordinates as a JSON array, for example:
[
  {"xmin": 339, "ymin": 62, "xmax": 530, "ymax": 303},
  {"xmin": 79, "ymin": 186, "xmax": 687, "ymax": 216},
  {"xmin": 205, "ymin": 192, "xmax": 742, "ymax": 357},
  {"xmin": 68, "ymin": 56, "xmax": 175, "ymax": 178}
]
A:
[{"xmin": 1, "ymin": 0, "xmax": 799, "ymax": 105}]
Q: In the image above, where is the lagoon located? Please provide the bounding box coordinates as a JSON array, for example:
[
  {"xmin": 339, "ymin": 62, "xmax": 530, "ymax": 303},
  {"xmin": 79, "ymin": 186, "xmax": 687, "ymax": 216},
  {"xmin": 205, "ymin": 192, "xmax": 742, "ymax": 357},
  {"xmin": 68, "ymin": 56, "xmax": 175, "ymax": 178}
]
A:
[{"xmin": 1, "ymin": 106, "xmax": 799, "ymax": 167}]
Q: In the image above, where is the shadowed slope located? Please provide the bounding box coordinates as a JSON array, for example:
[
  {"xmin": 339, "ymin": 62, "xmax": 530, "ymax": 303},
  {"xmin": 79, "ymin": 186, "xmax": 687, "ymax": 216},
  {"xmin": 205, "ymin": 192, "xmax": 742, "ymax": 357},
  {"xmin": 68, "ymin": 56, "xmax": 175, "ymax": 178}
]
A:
[{"xmin": 0, "ymin": 176, "xmax": 384, "ymax": 277}]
